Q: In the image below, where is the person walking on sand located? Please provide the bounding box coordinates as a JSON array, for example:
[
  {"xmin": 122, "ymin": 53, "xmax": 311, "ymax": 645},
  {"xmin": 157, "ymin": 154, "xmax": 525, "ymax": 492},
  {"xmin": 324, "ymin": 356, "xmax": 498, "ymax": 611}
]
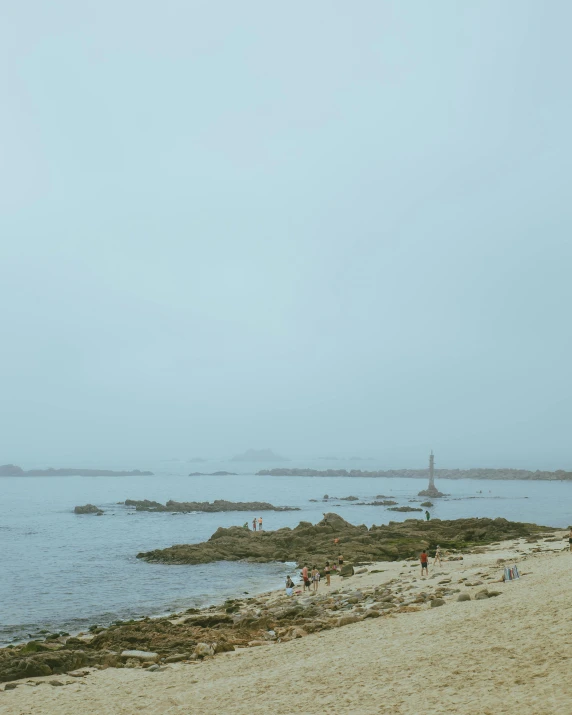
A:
[
  {"xmin": 433, "ymin": 545, "xmax": 442, "ymax": 566},
  {"xmin": 325, "ymin": 561, "xmax": 331, "ymax": 586},
  {"xmin": 252, "ymin": 518, "xmax": 257, "ymax": 532},
  {"xmin": 258, "ymin": 516, "xmax": 263, "ymax": 531},
  {"xmin": 420, "ymin": 550, "xmax": 429, "ymax": 576},
  {"xmin": 312, "ymin": 565, "xmax": 320, "ymax": 592}
]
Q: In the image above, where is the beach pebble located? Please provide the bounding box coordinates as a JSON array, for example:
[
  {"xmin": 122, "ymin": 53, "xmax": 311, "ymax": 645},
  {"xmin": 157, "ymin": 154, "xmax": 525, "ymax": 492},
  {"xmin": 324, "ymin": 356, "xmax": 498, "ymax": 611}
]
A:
[
  {"xmin": 194, "ymin": 643, "xmax": 215, "ymax": 658},
  {"xmin": 474, "ymin": 591, "xmax": 489, "ymax": 600},
  {"xmin": 457, "ymin": 593, "xmax": 471, "ymax": 602},
  {"xmin": 214, "ymin": 642, "xmax": 235, "ymax": 653},
  {"xmin": 120, "ymin": 650, "xmax": 159, "ymax": 662},
  {"xmin": 336, "ymin": 614, "xmax": 362, "ymax": 626},
  {"xmin": 146, "ymin": 664, "xmax": 160, "ymax": 672},
  {"xmin": 430, "ymin": 598, "xmax": 445, "ymax": 608}
]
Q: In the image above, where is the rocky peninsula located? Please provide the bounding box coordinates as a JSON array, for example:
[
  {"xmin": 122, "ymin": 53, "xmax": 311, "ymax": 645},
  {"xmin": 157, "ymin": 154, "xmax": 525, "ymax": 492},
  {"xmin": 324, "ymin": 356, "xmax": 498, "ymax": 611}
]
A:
[
  {"xmin": 123, "ymin": 499, "xmax": 299, "ymax": 513},
  {"xmin": 258, "ymin": 467, "xmax": 572, "ymax": 481},
  {"xmin": 0, "ymin": 464, "xmax": 153, "ymax": 477},
  {"xmin": 136, "ymin": 513, "xmax": 553, "ymax": 566}
]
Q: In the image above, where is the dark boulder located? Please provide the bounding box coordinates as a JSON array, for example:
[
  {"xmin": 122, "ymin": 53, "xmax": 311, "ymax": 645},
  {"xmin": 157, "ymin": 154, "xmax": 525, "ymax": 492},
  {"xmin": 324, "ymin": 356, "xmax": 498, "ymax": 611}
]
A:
[{"xmin": 74, "ymin": 504, "xmax": 104, "ymax": 515}]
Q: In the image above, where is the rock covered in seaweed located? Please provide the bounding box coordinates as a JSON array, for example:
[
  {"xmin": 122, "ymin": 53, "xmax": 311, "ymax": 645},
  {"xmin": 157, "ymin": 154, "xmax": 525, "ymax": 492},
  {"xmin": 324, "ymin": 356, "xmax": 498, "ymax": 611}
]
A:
[
  {"xmin": 136, "ymin": 513, "xmax": 554, "ymax": 567},
  {"xmin": 74, "ymin": 504, "xmax": 104, "ymax": 515},
  {"xmin": 124, "ymin": 499, "xmax": 299, "ymax": 513}
]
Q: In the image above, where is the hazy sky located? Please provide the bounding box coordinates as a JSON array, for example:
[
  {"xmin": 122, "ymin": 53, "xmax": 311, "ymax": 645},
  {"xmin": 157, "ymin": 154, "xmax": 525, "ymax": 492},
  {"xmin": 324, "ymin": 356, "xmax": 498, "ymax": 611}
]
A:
[{"xmin": 1, "ymin": 1, "xmax": 571, "ymax": 468}]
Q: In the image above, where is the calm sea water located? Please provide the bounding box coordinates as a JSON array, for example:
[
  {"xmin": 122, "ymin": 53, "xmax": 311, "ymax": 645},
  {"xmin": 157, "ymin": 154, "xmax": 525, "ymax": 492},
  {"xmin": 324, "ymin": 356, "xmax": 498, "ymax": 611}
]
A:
[{"xmin": 1, "ymin": 460, "xmax": 570, "ymax": 644}]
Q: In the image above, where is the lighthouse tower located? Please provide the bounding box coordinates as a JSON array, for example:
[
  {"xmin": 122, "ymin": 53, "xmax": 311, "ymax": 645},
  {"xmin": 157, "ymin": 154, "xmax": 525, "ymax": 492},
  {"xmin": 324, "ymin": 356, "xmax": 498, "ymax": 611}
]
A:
[
  {"xmin": 428, "ymin": 450, "xmax": 435, "ymax": 491},
  {"xmin": 418, "ymin": 450, "xmax": 444, "ymax": 498}
]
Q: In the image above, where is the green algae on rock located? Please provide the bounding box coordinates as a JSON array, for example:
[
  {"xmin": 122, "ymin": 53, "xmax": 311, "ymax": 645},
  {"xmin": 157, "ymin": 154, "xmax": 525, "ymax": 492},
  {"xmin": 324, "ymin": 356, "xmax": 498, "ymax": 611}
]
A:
[
  {"xmin": 136, "ymin": 513, "xmax": 555, "ymax": 567},
  {"xmin": 124, "ymin": 499, "xmax": 299, "ymax": 513}
]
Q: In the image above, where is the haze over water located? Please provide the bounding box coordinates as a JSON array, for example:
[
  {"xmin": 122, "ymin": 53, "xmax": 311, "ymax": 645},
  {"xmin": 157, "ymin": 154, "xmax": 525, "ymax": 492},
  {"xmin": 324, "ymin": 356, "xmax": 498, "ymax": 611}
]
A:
[{"xmin": 1, "ymin": 1, "xmax": 571, "ymax": 469}]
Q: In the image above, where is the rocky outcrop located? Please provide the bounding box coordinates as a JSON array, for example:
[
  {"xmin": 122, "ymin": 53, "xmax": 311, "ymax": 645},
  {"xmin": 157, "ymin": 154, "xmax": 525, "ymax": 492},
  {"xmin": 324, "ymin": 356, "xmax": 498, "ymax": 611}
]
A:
[
  {"xmin": 0, "ymin": 646, "xmax": 109, "ymax": 683},
  {"xmin": 137, "ymin": 513, "xmax": 554, "ymax": 567},
  {"xmin": 417, "ymin": 486, "xmax": 446, "ymax": 498},
  {"xmin": 124, "ymin": 499, "xmax": 299, "ymax": 513},
  {"xmin": 387, "ymin": 506, "xmax": 423, "ymax": 513},
  {"xmin": 322, "ymin": 496, "xmax": 359, "ymax": 501},
  {"xmin": 74, "ymin": 504, "xmax": 104, "ymax": 515},
  {"xmin": 354, "ymin": 501, "xmax": 398, "ymax": 506}
]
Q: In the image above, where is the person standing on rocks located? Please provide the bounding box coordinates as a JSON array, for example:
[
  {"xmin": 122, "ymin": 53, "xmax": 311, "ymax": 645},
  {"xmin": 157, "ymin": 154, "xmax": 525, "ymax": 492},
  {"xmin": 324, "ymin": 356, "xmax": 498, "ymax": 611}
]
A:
[
  {"xmin": 569, "ymin": 528, "xmax": 572, "ymax": 552},
  {"xmin": 338, "ymin": 553, "xmax": 344, "ymax": 566},
  {"xmin": 420, "ymin": 550, "xmax": 429, "ymax": 576},
  {"xmin": 252, "ymin": 518, "xmax": 257, "ymax": 531},
  {"xmin": 325, "ymin": 561, "xmax": 331, "ymax": 586},
  {"xmin": 258, "ymin": 516, "xmax": 263, "ymax": 531},
  {"xmin": 425, "ymin": 510, "xmax": 431, "ymax": 521}
]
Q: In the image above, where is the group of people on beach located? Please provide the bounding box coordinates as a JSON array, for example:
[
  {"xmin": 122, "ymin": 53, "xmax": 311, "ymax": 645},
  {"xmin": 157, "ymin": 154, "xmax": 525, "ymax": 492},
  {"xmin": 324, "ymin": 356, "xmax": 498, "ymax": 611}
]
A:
[
  {"xmin": 284, "ymin": 540, "xmax": 347, "ymax": 594},
  {"xmin": 283, "ymin": 531, "xmax": 444, "ymax": 595}
]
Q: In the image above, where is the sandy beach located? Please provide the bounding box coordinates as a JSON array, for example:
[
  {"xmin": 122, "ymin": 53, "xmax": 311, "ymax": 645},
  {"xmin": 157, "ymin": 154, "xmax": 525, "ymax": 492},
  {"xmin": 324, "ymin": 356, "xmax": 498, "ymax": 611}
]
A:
[{"xmin": 2, "ymin": 532, "xmax": 569, "ymax": 715}]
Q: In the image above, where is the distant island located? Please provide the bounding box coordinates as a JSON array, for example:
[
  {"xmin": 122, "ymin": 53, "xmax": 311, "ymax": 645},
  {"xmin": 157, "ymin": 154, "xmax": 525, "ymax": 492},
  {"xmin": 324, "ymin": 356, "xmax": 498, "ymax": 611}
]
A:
[
  {"xmin": 188, "ymin": 471, "xmax": 237, "ymax": 476},
  {"xmin": 0, "ymin": 464, "xmax": 153, "ymax": 477},
  {"xmin": 231, "ymin": 449, "xmax": 289, "ymax": 462},
  {"xmin": 257, "ymin": 467, "xmax": 572, "ymax": 481}
]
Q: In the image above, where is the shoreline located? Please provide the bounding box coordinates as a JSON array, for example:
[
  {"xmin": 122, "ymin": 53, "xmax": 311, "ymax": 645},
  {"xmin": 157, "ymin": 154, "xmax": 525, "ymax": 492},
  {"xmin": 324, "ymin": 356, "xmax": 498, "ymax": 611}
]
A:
[{"xmin": 1, "ymin": 531, "xmax": 568, "ymax": 712}]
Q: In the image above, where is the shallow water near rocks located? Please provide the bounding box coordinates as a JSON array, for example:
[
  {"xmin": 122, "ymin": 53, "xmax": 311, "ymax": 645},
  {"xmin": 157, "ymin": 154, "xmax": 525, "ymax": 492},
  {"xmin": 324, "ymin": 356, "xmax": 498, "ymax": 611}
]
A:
[{"xmin": 1, "ymin": 459, "xmax": 569, "ymax": 644}]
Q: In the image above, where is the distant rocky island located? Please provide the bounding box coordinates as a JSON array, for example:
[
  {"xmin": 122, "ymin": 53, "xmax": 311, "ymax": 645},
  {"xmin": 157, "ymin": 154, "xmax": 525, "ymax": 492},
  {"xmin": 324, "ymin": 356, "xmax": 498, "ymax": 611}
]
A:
[
  {"xmin": 231, "ymin": 449, "xmax": 289, "ymax": 462},
  {"xmin": 0, "ymin": 464, "xmax": 153, "ymax": 477},
  {"xmin": 188, "ymin": 471, "xmax": 237, "ymax": 476},
  {"xmin": 123, "ymin": 499, "xmax": 299, "ymax": 513},
  {"xmin": 257, "ymin": 467, "xmax": 572, "ymax": 481}
]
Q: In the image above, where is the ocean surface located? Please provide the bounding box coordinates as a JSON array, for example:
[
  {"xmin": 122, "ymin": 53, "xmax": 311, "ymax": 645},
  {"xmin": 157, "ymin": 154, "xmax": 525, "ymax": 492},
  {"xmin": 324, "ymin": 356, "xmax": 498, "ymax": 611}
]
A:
[{"xmin": 1, "ymin": 459, "xmax": 570, "ymax": 645}]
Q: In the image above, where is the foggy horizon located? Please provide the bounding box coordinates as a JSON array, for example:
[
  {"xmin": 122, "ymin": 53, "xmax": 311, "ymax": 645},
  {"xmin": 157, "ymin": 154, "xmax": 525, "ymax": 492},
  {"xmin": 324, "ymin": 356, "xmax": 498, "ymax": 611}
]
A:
[{"xmin": 2, "ymin": 1, "xmax": 571, "ymax": 472}]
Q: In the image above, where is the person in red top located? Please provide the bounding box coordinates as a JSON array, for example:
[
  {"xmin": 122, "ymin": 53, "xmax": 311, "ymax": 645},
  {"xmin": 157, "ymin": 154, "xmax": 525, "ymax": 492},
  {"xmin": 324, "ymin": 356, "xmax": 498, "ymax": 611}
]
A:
[{"xmin": 420, "ymin": 550, "xmax": 429, "ymax": 576}]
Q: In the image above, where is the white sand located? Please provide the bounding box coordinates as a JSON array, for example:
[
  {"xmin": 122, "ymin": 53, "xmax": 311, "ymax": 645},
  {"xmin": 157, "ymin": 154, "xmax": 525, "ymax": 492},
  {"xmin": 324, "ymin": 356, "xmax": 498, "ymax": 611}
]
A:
[{"xmin": 2, "ymin": 534, "xmax": 570, "ymax": 715}]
